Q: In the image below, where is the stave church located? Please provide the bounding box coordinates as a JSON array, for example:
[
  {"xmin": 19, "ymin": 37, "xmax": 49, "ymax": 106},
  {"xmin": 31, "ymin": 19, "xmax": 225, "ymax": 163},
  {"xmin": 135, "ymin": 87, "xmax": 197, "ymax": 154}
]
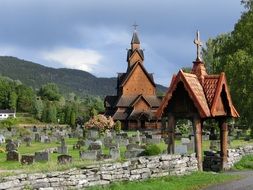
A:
[{"xmin": 104, "ymin": 28, "xmax": 162, "ymax": 130}]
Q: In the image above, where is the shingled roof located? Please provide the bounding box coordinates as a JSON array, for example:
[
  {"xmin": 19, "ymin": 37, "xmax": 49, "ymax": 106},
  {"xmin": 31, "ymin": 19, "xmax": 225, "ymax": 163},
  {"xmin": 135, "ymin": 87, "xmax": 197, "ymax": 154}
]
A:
[
  {"xmin": 157, "ymin": 61, "xmax": 239, "ymax": 119},
  {"xmin": 119, "ymin": 62, "xmax": 156, "ymax": 87}
]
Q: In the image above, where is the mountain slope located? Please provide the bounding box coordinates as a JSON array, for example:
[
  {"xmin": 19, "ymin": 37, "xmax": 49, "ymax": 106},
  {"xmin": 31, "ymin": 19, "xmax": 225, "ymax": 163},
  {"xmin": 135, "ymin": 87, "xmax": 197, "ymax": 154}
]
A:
[{"xmin": 0, "ymin": 56, "xmax": 167, "ymax": 97}]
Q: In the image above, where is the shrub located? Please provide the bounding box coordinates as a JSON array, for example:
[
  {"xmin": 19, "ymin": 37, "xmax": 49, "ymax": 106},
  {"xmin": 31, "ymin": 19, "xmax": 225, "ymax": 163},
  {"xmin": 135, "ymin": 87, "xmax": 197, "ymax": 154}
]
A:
[
  {"xmin": 114, "ymin": 120, "xmax": 121, "ymax": 133},
  {"xmin": 143, "ymin": 144, "xmax": 161, "ymax": 156},
  {"xmin": 0, "ymin": 147, "xmax": 5, "ymax": 153}
]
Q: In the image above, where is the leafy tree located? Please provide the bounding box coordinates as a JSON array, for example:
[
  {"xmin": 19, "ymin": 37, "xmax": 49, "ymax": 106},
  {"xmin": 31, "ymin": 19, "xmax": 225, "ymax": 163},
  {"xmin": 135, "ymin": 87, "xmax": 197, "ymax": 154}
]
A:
[
  {"xmin": 47, "ymin": 103, "xmax": 57, "ymax": 123},
  {"xmin": 34, "ymin": 97, "xmax": 44, "ymax": 120},
  {"xmin": 8, "ymin": 91, "xmax": 17, "ymax": 111},
  {"xmin": 16, "ymin": 85, "xmax": 36, "ymax": 112},
  {"xmin": 39, "ymin": 83, "xmax": 61, "ymax": 101},
  {"xmin": 202, "ymin": 1, "xmax": 253, "ymax": 134}
]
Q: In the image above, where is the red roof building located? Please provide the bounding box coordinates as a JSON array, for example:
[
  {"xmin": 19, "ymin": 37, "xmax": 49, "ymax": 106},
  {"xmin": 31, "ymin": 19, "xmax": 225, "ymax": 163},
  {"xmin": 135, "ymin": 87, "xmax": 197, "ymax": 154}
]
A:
[{"xmin": 157, "ymin": 31, "xmax": 239, "ymax": 171}]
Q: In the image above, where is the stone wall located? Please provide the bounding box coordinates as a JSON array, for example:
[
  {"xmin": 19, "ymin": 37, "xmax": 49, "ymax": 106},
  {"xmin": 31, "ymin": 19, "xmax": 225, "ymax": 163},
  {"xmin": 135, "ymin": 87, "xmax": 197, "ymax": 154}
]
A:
[
  {"xmin": 0, "ymin": 153, "xmax": 198, "ymax": 190},
  {"xmin": 226, "ymin": 145, "xmax": 253, "ymax": 169}
]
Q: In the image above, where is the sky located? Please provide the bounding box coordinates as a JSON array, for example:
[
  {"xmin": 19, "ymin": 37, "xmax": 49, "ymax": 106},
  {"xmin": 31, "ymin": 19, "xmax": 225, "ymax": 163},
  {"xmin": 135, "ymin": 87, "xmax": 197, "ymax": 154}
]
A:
[{"xmin": 0, "ymin": 0, "xmax": 244, "ymax": 86}]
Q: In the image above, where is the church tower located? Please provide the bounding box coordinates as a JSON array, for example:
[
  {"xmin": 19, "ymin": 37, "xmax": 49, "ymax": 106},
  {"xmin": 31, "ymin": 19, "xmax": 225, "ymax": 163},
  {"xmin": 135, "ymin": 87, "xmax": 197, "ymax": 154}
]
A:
[
  {"xmin": 127, "ymin": 29, "xmax": 144, "ymax": 69},
  {"xmin": 104, "ymin": 26, "xmax": 162, "ymax": 130}
]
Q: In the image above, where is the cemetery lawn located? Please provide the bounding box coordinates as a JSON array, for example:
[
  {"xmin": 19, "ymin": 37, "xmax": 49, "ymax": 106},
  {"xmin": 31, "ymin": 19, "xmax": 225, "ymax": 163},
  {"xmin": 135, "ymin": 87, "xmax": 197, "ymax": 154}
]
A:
[
  {"xmin": 0, "ymin": 138, "xmax": 253, "ymax": 175},
  {"xmin": 86, "ymin": 171, "xmax": 240, "ymax": 190}
]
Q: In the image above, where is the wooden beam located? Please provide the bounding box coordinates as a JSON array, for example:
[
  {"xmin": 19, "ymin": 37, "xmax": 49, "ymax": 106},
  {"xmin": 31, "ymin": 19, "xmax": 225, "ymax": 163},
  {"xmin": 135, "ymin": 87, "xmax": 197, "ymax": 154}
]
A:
[
  {"xmin": 193, "ymin": 116, "xmax": 203, "ymax": 171},
  {"xmin": 219, "ymin": 118, "xmax": 228, "ymax": 170},
  {"xmin": 167, "ymin": 113, "xmax": 175, "ymax": 154}
]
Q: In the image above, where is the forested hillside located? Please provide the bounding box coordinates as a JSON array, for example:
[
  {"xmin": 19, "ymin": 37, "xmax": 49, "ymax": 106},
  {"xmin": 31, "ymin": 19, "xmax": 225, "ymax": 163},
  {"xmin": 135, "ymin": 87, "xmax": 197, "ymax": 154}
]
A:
[{"xmin": 0, "ymin": 56, "xmax": 167, "ymax": 97}]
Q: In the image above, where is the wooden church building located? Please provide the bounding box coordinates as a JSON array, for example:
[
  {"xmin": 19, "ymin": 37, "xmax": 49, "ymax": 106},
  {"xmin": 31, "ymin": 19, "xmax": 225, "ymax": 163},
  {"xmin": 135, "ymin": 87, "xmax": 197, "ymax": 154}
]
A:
[{"xmin": 104, "ymin": 28, "xmax": 162, "ymax": 130}]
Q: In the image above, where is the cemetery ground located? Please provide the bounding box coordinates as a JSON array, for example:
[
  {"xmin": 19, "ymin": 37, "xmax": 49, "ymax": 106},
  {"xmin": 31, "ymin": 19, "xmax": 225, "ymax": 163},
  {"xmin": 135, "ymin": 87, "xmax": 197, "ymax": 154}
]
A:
[{"xmin": 0, "ymin": 135, "xmax": 252, "ymax": 175}]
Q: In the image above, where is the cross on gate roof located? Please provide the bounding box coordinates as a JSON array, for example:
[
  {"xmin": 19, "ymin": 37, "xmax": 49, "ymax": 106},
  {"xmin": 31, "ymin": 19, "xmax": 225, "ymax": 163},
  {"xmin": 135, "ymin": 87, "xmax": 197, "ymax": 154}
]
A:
[{"xmin": 194, "ymin": 30, "xmax": 203, "ymax": 61}]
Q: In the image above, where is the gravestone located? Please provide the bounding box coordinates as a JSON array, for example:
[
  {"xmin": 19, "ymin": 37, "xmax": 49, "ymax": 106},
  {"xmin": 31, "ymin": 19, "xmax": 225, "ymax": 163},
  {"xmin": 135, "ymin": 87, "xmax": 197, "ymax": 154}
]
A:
[
  {"xmin": 35, "ymin": 133, "xmax": 40, "ymax": 142},
  {"xmin": 87, "ymin": 129, "xmax": 99, "ymax": 139},
  {"xmin": 6, "ymin": 140, "xmax": 17, "ymax": 151},
  {"xmin": 79, "ymin": 150, "xmax": 97, "ymax": 160},
  {"xmin": 88, "ymin": 142, "xmax": 102, "ymax": 151},
  {"xmin": 146, "ymin": 134, "xmax": 161, "ymax": 144},
  {"xmin": 126, "ymin": 143, "xmax": 140, "ymax": 150},
  {"xmin": 21, "ymin": 155, "xmax": 34, "ymax": 165},
  {"xmin": 0, "ymin": 134, "xmax": 5, "ymax": 144},
  {"xmin": 57, "ymin": 155, "xmax": 72, "ymax": 164},
  {"xmin": 103, "ymin": 137, "xmax": 113, "ymax": 148},
  {"xmin": 125, "ymin": 148, "xmax": 144, "ymax": 159},
  {"xmin": 104, "ymin": 129, "xmax": 112, "ymax": 138},
  {"xmin": 23, "ymin": 136, "xmax": 32, "ymax": 146},
  {"xmin": 32, "ymin": 126, "xmax": 37, "ymax": 132},
  {"xmin": 175, "ymin": 145, "xmax": 187, "ymax": 154},
  {"xmin": 136, "ymin": 130, "xmax": 141, "ymax": 144},
  {"xmin": 210, "ymin": 140, "xmax": 220, "ymax": 151},
  {"xmin": 7, "ymin": 150, "xmax": 19, "ymax": 161},
  {"xmin": 115, "ymin": 138, "xmax": 129, "ymax": 146},
  {"xmin": 181, "ymin": 138, "xmax": 190, "ymax": 144},
  {"xmin": 57, "ymin": 138, "xmax": 68, "ymax": 154},
  {"xmin": 40, "ymin": 135, "xmax": 49, "ymax": 143},
  {"xmin": 202, "ymin": 135, "xmax": 209, "ymax": 141},
  {"xmin": 110, "ymin": 147, "xmax": 120, "ymax": 160},
  {"xmin": 34, "ymin": 152, "xmax": 49, "ymax": 162}
]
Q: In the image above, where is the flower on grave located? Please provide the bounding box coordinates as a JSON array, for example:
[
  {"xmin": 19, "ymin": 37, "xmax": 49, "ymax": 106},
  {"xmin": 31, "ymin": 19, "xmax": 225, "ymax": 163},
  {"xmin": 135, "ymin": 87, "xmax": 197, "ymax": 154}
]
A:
[{"xmin": 84, "ymin": 114, "xmax": 114, "ymax": 130}]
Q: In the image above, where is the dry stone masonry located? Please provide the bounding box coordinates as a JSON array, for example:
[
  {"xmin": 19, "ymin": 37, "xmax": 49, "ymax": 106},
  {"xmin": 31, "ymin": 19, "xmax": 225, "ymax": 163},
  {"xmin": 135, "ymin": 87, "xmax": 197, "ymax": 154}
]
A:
[{"xmin": 0, "ymin": 153, "xmax": 198, "ymax": 190}]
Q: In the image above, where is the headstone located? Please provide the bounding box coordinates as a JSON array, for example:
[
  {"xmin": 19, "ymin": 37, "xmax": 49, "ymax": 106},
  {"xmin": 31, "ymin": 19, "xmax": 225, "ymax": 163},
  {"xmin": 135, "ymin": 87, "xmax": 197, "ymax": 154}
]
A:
[
  {"xmin": 23, "ymin": 136, "xmax": 32, "ymax": 146},
  {"xmin": 126, "ymin": 143, "xmax": 140, "ymax": 150},
  {"xmin": 6, "ymin": 140, "xmax": 17, "ymax": 151},
  {"xmin": 110, "ymin": 147, "xmax": 120, "ymax": 160},
  {"xmin": 35, "ymin": 133, "xmax": 40, "ymax": 142},
  {"xmin": 104, "ymin": 129, "xmax": 112, "ymax": 138},
  {"xmin": 87, "ymin": 129, "xmax": 99, "ymax": 139},
  {"xmin": 33, "ymin": 126, "xmax": 37, "ymax": 132},
  {"xmin": 7, "ymin": 150, "xmax": 19, "ymax": 161},
  {"xmin": 21, "ymin": 155, "xmax": 34, "ymax": 165},
  {"xmin": 115, "ymin": 138, "xmax": 129, "ymax": 146},
  {"xmin": 125, "ymin": 149, "xmax": 144, "ymax": 159},
  {"xmin": 175, "ymin": 145, "xmax": 187, "ymax": 154},
  {"xmin": 34, "ymin": 152, "xmax": 49, "ymax": 162},
  {"xmin": 79, "ymin": 150, "xmax": 97, "ymax": 160},
  {"xmin": 181, "ymin": 138, "xmax": 190, "ymax": 144},
  {"xmin": 103, "ymin": 137, "xmax": 113, "ymax": 148},
  {"xmin": 88, "ymin": 142, "xmax": 102, "ymax": 151},
  {"xmin": 0, "ymin": 134, "xmax": 5, "ymax": 144},
  {"xmin": 40, "ymin": 135, "xmax": 49, "ymax": 143},
  {"xmin": 57, "ymin": 155, "xmax": 72, "ymax": 164},
  {"xmin": 136, "ymin": 130, "xmax": 141, "ymax": 144},
  {"xmin": 202, "ymin": 135, "xmax": 210, "ymax": 141},
  {"xmin": 57, "ymin": 138, "xmax": 68, "ymax": 154},
  {"xmin": 210, "ymin": 140, "xmax": 220, "ymax": 151}
]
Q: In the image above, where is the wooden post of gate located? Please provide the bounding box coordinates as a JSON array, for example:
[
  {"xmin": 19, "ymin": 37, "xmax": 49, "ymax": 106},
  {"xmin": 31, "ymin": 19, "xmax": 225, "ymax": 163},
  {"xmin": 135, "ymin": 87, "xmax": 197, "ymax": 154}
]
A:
[
  {"xmin": 219, "ymin": 118, "xmax": 228, "ymax": 170},
  {"xmin": 193, "ymin": 116, "xmax": 203, "ymax": 171},
  {"xmin": 167, "ymin": 113, "xmax": 175, "ymax": 154}
]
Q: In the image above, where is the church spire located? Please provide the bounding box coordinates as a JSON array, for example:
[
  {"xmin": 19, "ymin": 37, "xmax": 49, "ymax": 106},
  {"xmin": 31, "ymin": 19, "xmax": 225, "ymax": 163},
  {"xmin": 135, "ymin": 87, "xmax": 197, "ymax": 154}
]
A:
[
  {"xmin": 127, "ymin": 23, "xmax": 144, "ymax": 69},
  {"xmin": 131, "ymin": 23, "xmax": 140, "ymax": 49}
]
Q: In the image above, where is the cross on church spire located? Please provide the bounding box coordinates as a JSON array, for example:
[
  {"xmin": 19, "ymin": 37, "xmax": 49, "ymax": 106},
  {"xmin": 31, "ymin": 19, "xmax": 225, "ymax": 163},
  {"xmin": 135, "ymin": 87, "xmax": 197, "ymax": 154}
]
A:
[
  {"xmin": 194, "ymin": 30, "xmax": 203, "ymax": 61},
  {"xmin": 132, "ymin": 22, "xmax": 138, "ymax": 31}
]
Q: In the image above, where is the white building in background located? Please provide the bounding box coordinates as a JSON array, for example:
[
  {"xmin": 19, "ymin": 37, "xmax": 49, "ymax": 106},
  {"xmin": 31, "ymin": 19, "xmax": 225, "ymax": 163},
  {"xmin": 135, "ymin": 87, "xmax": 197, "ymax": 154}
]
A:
[{"xmin": 0, "ymin": 109, "xmax": 16, "ymax": 120}]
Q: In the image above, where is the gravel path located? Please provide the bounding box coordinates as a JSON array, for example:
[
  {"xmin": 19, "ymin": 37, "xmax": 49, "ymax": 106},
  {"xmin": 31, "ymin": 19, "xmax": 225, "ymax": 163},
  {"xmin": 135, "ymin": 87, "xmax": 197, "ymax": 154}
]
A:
[{"xmin": 203, "ymin": 171, "xmax": 253, "ymax": 190}]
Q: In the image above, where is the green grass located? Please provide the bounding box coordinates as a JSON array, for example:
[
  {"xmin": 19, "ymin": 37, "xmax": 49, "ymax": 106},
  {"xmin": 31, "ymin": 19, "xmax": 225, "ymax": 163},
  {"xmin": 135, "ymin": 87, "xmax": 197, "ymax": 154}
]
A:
[
  {"xmin": 86, "ymin": 172, "xmax": 240, "ymax": 190},
  {"xmin": 0, "ymin": 132, "xmax": 252, "ymax": 175},
  {"xmin": 233, "ymin": 155, "xmax": 253, "ymax": 170}
]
